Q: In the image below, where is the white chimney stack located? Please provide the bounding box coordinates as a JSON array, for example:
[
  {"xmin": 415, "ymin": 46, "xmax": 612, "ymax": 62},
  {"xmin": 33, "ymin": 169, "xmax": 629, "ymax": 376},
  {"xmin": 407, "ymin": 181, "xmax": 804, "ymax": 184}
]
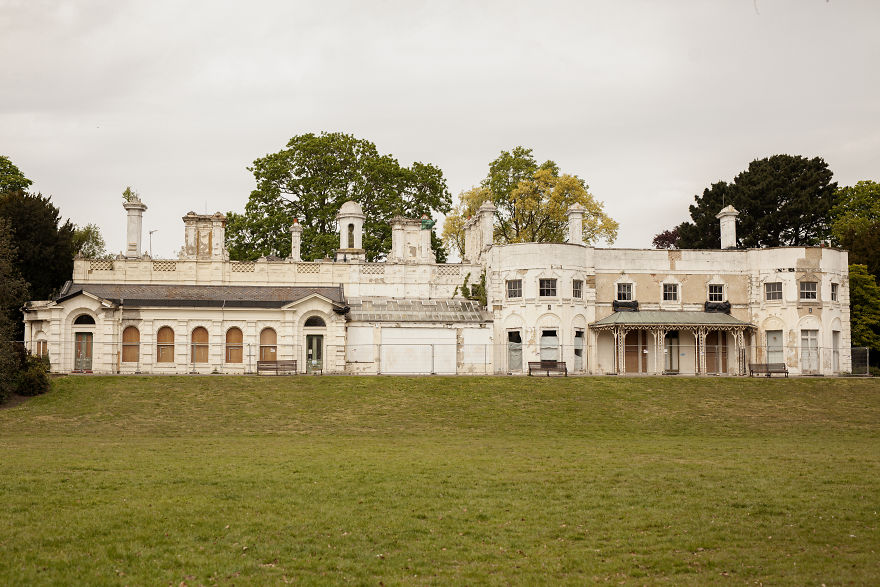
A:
[
  {"xmin": 122, "ymin": 196, "xmax": 147, "ymax": 258},
  {"xmin": 716, "ymin": 205, "xmax": 739, "ymax": 249},
  {"xmin": 477, "ymin": 201, "xmax": 496, "ymax": 251},
  {"xmin": 566, "ymin": 203, "xmax": 586, "ymax": 245},
  {"xmin": 289, "ymin": 219, "xmax": 303, "ymax": 261}
]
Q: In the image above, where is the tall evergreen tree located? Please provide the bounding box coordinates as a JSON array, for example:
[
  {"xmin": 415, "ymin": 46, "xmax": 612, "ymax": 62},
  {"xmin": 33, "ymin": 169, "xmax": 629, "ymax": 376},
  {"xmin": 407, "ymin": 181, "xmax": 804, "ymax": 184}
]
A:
[
  {"xmin": 657, "ymin": 155, "xmax": 837, "ymax": 249},
  {"xmin": 0, "ymin": 191, "xmax": 75, "ymax": 301},
  {"xmin": 0, "ymin": 217, "xmax": 29, "ymax": 402}
]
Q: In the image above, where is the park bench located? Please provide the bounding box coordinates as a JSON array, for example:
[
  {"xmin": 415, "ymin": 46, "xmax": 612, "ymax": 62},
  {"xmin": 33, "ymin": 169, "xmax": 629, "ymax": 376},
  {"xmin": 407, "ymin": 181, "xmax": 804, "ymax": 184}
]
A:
[
  {"xmin": 748, "ymin": 362, "xmax": 789, "ymax": 378},
  {"xmin": 527, "ymin": 360, "xmax": 568, "ymax": 377},
  {"xmin": 257, "ymin": 360, "xmax": 298, "ymax": 375}
]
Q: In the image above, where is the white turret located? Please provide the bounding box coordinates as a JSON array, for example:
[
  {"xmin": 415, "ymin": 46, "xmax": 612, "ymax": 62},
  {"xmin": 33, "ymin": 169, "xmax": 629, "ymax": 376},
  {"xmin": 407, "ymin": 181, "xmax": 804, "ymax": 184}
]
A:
[{"xmin": 335, "ymin": 201, "xmax": 366, "ymax": 262}]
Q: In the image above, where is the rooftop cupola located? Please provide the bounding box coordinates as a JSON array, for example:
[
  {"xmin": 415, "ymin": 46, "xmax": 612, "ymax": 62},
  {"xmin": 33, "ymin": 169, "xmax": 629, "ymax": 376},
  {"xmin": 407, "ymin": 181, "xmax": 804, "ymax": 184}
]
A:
[
  {"xmin": 716, "ymin": 205, "xmax": 739, "ymax": 249},
  {"xmin": 335, "ymin": 200, "xmax": 366, "ymax": 262}
]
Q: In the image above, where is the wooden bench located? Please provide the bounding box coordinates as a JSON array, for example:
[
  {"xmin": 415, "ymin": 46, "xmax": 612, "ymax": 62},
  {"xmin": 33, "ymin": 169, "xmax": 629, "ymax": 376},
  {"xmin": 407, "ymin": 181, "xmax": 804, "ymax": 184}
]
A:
[
  {"xmin": 257, "ymin": 360, "xmax": 298, "ymax": 375},
  {"xmin": 528, "ymin": 360, "xmax": 568, "ymax": 376},
  {"xmin": 748, "ymin": 363, "xmax": 789, "ymax": 377}
]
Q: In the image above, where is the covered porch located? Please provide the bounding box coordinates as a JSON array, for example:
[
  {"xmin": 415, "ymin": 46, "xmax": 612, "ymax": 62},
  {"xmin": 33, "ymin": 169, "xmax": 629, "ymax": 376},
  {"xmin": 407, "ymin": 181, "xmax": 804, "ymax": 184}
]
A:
[{"xmin": 591, "ymin": 311, "xmax": 754, "ymax": 376}]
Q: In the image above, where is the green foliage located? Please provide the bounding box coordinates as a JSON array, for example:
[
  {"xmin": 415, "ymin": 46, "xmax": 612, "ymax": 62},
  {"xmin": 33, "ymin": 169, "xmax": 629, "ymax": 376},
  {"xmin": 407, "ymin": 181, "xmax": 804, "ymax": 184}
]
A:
[
  {"xmin": 0, "ymin": 191, "xmax": 75, "ymax": 302},
  {"xmin": 0, "ymin": 155, "xmax": 32, "ymax": 194},
  {"xmin": 457, "ymin": 271, "xmax": 487, "ymax": 306},
  {"xmin": 831, "ymin": 180, "xmax": 880, "ymax": 279},
  {"xmin": 121, "ymin": 186, "xmax": 141, "ymax": 203},
  {"xmin": 848, "ymin": 264, "xmax": 880, "ymax": 352},
  {"xmin": 667, "ymin": 155, "xmax": 837, "ymax": 249},
  {"xmin": 72, "ymin": 223, "xmax": 107, "ymax": 259},
  {"xmin": 14, "ymin": 353, "xmax": 49, "ymax": 397},
  {"xmin": 226, "ymin": 132, "xmax": 451, "ymax": 262},
  {"xmin": 443, "ymin": 147, "xmax": 618, "ymax": 257},
  {"xmin": 0, "ymin": 217, "xmax": 29, "ymax": 401}
]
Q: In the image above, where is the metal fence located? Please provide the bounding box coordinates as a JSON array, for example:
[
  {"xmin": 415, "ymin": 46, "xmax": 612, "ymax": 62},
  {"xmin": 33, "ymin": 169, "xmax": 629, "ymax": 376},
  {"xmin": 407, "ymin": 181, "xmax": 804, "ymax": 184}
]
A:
[
  {"xmin": 10, "ymin": 339, "xmax": 873, "ymax": 376},
  {"xmin": 851, "ymin": 347, "xmax": 871, "ymax": 376}
]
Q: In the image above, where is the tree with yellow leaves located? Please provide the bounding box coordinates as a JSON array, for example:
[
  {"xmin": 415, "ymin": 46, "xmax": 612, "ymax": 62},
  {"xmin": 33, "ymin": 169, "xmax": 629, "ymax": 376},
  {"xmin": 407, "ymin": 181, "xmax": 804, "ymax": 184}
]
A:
[{"xmin": 442, "ymin": 147, "xmax": 618, "ymax": 258}]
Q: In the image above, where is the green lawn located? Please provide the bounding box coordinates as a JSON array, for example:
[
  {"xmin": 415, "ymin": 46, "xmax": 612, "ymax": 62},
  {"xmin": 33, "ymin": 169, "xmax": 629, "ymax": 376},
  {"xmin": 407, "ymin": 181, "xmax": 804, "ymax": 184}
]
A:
[{"xmin": 1, "ymin": 376, "xmax": 878, "ymax": 585}]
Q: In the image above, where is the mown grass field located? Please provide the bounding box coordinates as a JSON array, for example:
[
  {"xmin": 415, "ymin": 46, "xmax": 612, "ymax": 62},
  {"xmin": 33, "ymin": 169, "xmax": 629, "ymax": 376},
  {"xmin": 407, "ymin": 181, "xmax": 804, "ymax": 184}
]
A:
[{"xmin": 1, "ymin": 375, "xmax": 878, "ymax": 585}]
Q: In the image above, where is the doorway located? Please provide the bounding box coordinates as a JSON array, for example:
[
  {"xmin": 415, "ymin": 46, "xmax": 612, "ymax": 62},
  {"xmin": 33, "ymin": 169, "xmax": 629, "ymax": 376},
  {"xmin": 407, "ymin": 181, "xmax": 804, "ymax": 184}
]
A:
[
  {"xmin": 306, "ymin": 334, "xmax": 323, "ymax": 373},
  {"xmin": 74, "ymin": 332, "xmax": 93, "ymax": 372},
  {"xmin": 573, "ymin": 330, "xmax": 584, "ymax": 372},
  {"xmin": 766, "ymin": 330, "xmax": 783, "ymax": 364},
  {"xmin": 664, "ymin": 331, "xmax": 679, "ymax": 373},
  {"xmin": 705, "ymin": 331, "xmax": 728, "ymax": 374},
  {"xmin": 507, "ymin": 331, "xmax": 522, "ymax": 372},
  {"xmin": 800, "ymin": 329, "xmax": 819, "ymax": 374},
  {"xmin": 624, "ymin": 330, "xmax": 647, "ymax": 373},
  {"xmin": 539, "ymin": 329, "xmax": 558, "ymax": 361}
]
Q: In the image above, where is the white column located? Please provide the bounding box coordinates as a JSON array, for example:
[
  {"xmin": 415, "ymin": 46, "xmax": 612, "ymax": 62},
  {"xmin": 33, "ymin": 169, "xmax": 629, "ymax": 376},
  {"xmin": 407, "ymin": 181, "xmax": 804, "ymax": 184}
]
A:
[
  {"xmin": 478, "ymin": 201, "xmax": 496, "ymax": 251},
  {"xmin": 123, "ymin": 200, "xmax": 148, "ymax": 258},
  {"xmin": 716, "ymin": 205, "xmax": 739, "ymax": 249},
  {"xmin": 566, "ymin": 203, "xmax": 585, "ymax": 245},
  {"xmin": 289, "ymin": 220, "xmax": 303, "ymax": 261}
]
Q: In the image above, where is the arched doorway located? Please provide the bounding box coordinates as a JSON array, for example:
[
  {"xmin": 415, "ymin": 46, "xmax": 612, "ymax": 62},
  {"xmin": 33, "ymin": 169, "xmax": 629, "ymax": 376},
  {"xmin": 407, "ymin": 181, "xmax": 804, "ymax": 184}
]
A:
[
  {"xmin": 303, "ymin": 315, "xmax": 326, "ymax": 373},
  {"xmin": 73, "ymin": 313, "xmax": 96, "ymax": 372}
]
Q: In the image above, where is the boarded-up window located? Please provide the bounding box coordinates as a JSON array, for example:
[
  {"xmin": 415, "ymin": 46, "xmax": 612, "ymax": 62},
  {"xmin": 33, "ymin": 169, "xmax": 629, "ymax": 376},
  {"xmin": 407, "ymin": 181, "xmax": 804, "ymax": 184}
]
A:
[
  {"xmin": 540, "ymin": 329, "xmax": 559, "ymax": 361},
  {"xmin": 157, "ymin": 327, "xmax": 175, "ymax": 363},
  {"xmin": 260, "ymin": 327, "xmax": 277, "ymax": 361},
  {"xmin": 122, "ymin": 326, "xmax": 140, "ymax": 363},
  {"xmin": 226, "ymin": 327, "xmax": 243, "ymax": 363},
  {"xmin": 191, "ymin": 327, "xmax": 209, "ymax": 363}
]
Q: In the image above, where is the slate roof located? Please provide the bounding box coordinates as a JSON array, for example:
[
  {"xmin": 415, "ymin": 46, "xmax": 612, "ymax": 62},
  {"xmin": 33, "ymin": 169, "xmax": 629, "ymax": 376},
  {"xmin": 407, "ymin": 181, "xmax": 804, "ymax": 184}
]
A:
[
  {"xmin": 347, "ymin": 298, "xmax": 491, "ymax": 323},
  {"xmin": 591, "ymin": 310, "xmax": 752, "ymax": 329},
  {"xmin": 55, "ymin": 282, "xmax": 345, "ymax": 309}
]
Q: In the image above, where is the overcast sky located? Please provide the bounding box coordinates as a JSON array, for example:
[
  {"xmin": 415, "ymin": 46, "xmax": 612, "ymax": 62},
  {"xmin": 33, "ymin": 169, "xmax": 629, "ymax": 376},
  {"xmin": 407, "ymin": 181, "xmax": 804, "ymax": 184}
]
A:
[{"xmin": 2, "ymin": 0, "xmax": 878, "ymax": 258}]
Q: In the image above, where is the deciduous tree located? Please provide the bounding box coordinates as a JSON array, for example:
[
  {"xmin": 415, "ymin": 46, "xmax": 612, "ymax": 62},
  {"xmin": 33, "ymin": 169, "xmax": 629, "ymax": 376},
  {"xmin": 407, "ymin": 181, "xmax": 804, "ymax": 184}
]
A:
[
  {"xmin": 226, "ymin": 132, "xmax": 451, "ymax": 262},
  {"xmin": 72, "ymin": 223, "xmax": 107, "ymax": 259},
  {"xmin": 831, "ymin": 180, "xmax": 880, "ymax": 279},
  {"xmin": 848, "ymin": 264, "xmax": 880, "ymax": 353},
  {"xmin": 0, "ymin": 155, "xmax": 32, "ymax": 195},
  {"xmin": 443, "ymin": 147, "xmax": 618, "ymax": 256}
]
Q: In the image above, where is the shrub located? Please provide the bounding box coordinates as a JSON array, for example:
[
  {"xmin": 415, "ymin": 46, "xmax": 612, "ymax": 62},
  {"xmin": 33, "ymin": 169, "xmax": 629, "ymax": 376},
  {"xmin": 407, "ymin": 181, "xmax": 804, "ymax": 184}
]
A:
[
  {"xmin": 15, "ymin": 354, "xmax": 50, "ymax": 397},
  {"xmin": 0, "ymin": 341, "xmax": 26, "ymax": 403}
]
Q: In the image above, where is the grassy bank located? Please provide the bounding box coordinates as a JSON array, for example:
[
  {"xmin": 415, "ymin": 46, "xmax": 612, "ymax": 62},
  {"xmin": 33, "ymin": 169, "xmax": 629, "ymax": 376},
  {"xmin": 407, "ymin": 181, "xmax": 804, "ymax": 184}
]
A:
[{"xmin": 1, "ymin": 376, "xmax": 878, "ymax": 585}]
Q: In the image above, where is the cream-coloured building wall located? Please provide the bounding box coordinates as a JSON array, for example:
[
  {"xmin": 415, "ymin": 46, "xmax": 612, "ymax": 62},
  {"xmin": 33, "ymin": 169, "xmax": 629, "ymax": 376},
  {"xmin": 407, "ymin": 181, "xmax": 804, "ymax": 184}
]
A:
[{"xmin": 23, "ymin": 201, "xmax": 852, "ymax": 377}]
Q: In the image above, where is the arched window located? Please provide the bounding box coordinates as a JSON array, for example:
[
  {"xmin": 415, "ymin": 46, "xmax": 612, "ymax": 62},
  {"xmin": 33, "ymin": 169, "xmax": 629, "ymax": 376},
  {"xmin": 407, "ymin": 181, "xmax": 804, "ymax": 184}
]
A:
[
  {"xmin": 122, "ymin": 326, "xmax": 140, "ymax": 363},
  {"xmin": 36, "ymin": 340, "xmax": 48, "ymax": 358},
  {"xmin": 156, "ymin": 327, "xmax": 175, "ymax": 363},
  {"xmin": 191, "ymin": 327, "xmax": 209, "ymax": 363},
  {"xmin": 259, "ymin": 327, "xmax": 277, "ymax": 361},
  {"xmin": 225, "ymin": 327, "xmax": 243, "ymax": 363},
  {"xmin": 347, "ymin": 223, "xmax": 355, "ymax": 249},
  {"xmin": 74, "ymin": 314, "xmax": 95, "ymax": 325},
  {"xmin": 304, "ymin": 316, "xmax": 326, "ymax": 327}
]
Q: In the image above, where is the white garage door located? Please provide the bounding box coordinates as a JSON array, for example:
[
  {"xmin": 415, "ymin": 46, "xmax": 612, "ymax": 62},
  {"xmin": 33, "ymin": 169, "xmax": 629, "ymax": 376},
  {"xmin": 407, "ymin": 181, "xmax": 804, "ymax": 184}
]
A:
[{"xmin": 380, "ymin": 327, "xmax": 456, "ymax": 374}]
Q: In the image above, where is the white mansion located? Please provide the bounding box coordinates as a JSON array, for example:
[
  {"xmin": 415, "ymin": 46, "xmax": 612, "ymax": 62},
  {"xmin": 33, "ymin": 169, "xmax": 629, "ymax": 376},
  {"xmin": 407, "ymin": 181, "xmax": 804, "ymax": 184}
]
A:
[{"xmin": 23, "ymin": 197, "xmax": 851, "ymax": 376}]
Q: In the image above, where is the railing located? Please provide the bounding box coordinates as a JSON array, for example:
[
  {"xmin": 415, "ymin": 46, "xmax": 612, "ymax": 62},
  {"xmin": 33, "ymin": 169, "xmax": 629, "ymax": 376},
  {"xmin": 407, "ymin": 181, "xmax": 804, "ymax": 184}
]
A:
[{"xmin": 11, "ymin": 339, "xmax": 869, "ymax": 377}]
